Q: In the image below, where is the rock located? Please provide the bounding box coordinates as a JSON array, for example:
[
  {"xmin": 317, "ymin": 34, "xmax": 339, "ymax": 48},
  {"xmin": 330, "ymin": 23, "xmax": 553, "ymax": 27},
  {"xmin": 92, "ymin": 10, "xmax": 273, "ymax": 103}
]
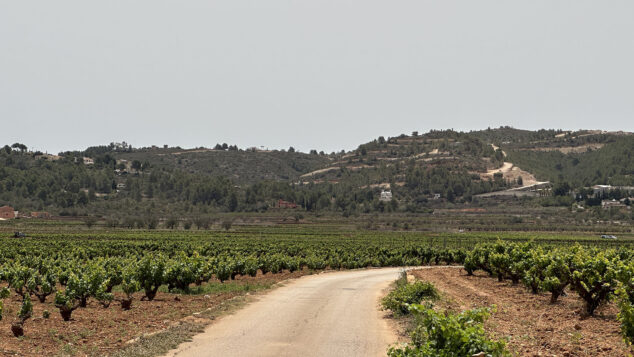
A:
[
  {"xmin": 574, "ymin": 324, "xmax": 582, "ymax": 330},
  {"xmin": 174, "ymin": 296, "xmax": 181, "ymax": 301},
  {"xmin": 204, "ymin": 294, "xmax": 211, "ymax": 299}
]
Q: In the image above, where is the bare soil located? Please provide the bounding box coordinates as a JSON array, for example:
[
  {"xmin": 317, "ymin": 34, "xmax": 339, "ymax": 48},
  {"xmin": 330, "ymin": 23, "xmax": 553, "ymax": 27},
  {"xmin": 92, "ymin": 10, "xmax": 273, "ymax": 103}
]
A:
[
  {"xmin": 411, "ymin": 268, "xmax": 631, "ymax": 356},
  {"xmin": 0, "ymin": 271, "xmax": 305, "ymax": 357}
]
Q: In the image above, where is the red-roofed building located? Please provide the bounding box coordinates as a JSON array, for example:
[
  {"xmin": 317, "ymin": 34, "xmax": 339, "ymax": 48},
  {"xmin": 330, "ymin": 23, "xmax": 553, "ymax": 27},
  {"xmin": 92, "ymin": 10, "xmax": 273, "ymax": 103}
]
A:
[
  {"xmin": 0, "ymin": 206, "xmax": 16, "ymax": 219},
  {"xmin": 31, "ymin": 211, "xmax": 51, "ymax": 219},
  {"xmin": 277, "ymin": 199, "xmax": 298, "ymax": 209}
]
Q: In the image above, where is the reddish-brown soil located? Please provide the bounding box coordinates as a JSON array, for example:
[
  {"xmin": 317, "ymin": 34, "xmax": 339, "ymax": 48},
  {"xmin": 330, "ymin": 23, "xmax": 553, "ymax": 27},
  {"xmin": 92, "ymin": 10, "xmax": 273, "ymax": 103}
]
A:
[
  {"xmin": 411, "ymin": 268, "xmax": 632, "ymax": 357},
  {"xmin": 0, "ymin": 271, "xmax": 306, "ymax": 356}
]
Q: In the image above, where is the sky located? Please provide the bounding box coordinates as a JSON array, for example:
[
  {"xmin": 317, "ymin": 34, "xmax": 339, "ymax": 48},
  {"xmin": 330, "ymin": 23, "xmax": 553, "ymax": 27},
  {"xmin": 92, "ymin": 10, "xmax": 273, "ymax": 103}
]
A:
[{"xmin": 1, "ymin": 1, "xmax": 633, "ymax": 154}]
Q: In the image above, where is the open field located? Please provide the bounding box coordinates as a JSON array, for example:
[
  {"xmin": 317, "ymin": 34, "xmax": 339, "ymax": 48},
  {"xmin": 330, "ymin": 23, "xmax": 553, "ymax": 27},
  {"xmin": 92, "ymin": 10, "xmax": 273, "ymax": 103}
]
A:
[{"xmin": 1, "ymin": 218, "xmax": 634, "ymax": 356}]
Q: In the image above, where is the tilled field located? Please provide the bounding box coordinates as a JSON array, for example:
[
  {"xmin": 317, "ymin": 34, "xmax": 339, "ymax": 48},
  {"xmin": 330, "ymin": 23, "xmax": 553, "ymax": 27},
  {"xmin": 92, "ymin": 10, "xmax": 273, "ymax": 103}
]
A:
[{"xmin": 411, "ymin": 267, "xmax": 631, "ymax": 356}]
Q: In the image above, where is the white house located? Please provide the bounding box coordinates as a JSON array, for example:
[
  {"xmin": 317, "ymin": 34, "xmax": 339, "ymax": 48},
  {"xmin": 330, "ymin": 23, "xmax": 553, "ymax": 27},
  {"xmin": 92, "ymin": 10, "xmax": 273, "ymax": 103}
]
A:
[{"xmin": 379, "ymin": 190, "xmax": 393, "ymax": 202}]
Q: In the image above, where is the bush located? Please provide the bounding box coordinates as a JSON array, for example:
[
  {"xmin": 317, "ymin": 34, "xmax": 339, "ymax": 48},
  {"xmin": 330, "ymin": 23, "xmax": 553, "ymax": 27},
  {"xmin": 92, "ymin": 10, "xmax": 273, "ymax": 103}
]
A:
[
  {"xmin": 145, "ymin": 216, "xmax": 159, "ymax": 230},
  {"xmin": 382, "ymin": 277, "xmax": 439, "ymax": 316},
  {"xmin": 118, "ymin": 270, "xmax": 140, "ymax": 310},
  {"xmin": 165, "ymin": 217, "xmax": 179, "ymax": 229},
  {"xmin": 83, "ymin": 216, "xmax": 97, "ymax": 228},
  {"xmin": 541, "ymin": 251, "xmax": 573, "ymax": 303},
  {"xmin": 570, "ymin": 251, "xmax": 619, "ymax": 316},
  {"xmin": 54, "ymin": 290, "xmax": 80, "ymax": 321},
  {"xmin": 388, "ymin": 304, "xmax": 509, "ymax": 357},
  {"xmin": 222, "ymin": 220, "xmax": 233, "ymax": 231},
  {"xmin": 136, "ymin": 255, "xmax": 166, "ymax": 301},
  {"xmin": 12, "ymin": 295, "xmax": 33, "ymax": 337},
  {"xmin": 522, "ymin": 246, "xmax": 550, "ymax": 294}
]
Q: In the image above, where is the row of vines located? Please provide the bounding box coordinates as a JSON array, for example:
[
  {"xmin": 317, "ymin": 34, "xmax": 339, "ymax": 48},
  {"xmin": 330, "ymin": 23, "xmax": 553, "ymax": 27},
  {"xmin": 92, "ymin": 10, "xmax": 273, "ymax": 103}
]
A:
[{"xmin": 463, "ymin": 241, "xmax": 634, "ymax": 345}]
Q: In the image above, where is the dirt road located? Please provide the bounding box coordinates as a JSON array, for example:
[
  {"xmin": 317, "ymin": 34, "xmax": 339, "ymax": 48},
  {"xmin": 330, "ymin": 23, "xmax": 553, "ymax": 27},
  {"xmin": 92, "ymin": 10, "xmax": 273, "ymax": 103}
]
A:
[{"xmin": 164, "ymin": 268, "xmax": 404, "ymax": 357}]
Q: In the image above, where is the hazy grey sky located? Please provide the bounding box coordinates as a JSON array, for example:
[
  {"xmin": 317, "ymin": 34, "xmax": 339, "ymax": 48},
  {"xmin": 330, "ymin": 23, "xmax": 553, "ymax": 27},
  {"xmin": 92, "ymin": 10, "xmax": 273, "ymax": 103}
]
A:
[{"xmin": 1, "ymin": 1, "xmax": 633, "ymax": 154}]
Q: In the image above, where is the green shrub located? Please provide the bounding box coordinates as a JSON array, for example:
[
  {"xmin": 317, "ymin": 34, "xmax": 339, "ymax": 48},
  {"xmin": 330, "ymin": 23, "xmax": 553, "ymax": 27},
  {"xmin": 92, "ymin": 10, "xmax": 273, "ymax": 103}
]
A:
[
  {"xmin": 382, "ymin": 279, "xmax": 439, "ymax": 316},
  {"xmin": 541, "ymin": 251, "xmax": 573, "ymax": 303},
  {"xmin": 136, "ymin": 255, "xmax": 166, "ymax": 300},
  {"xmin": 522, "ymin": 246, "xmax": 550, "ymax": 294},
  {"xmin": 12, "ymin": 295, "xmax": 33, "ymax": 337},
  {"xmin": 388, "ymin": 304, "xmax": 509, "ymax": 357},
  {"xmin": 570, "ymin": 250, "xmax": 619, "ymax": 316}
]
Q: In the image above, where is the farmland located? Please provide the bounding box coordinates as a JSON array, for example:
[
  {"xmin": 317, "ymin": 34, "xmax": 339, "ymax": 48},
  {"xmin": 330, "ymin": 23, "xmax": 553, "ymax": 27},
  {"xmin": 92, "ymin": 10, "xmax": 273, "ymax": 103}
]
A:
[
  {"xmin": 1, "ymin": 217, "xmax": 634, "ymax": 355},
  {"xmin": 383, "ymin": 239, "xmax": 634, "ymax": 356},
  {"xmin": 0, "ymin": 221, "xmax": 469, "ymax": 356}
]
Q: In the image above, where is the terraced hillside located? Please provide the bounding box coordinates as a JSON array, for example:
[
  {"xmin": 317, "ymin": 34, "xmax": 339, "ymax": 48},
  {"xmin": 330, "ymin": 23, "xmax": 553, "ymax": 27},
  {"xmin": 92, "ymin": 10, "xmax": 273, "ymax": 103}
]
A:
[{"xmin": 114, "ymin": 147, "xmax": 332, "ymax": 185}]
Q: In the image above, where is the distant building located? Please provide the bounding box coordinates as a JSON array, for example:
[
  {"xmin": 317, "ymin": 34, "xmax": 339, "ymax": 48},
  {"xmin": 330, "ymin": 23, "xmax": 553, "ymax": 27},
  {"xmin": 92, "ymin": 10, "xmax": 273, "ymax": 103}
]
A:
[
  {"xmin": 379, "ymin": 190, "xmax": 393, "ymax": 202},
  {"xmin": 593, "ymin": 185, "xmax": 612, "ymax": 196},
  {"xmin": 277, "ymin": 199, "xmax": 298, "ymax": 209},
  {"xmin": 35, "ymin": 154, "xmax": 61, "ymax": 161},
  {"xmin": 602, "ymin": 199, "xmax": 626, "ymax": 209},
  {"xmin": 592, "ymin": 185, "xmax": 634, "ymax": 197},
  {"xmin": 83, "ymin": 157, "xmax": 94, "ymax": 165},
  {"xmin": 0, "ymin": 206, "xmax": 16, "ymax": 219},
  {"xmin": 433, "ymin": 193, "xmax": 441, "ymax": 200},
  {"xmin": 31, "ymin": 211, "xmax": 51, "ymax": 219},
  {"xmin": 116, "ymin": 183, "xmax": 127, "ymax": 189}
]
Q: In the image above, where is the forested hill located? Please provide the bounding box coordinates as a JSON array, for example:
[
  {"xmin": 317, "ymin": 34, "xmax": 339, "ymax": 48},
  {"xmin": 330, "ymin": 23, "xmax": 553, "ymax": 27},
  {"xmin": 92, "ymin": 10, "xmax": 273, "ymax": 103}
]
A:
[
  {"xmin": 114, "ymin": 147, "xmax": 331, "ymax": 185},
  {"xmin": 0, "ymin": 127, "xmax": 631, "ymax": 217},
  {"xmin": 505, "ymin": 136, "xmax": 634, "ymax": 187}
]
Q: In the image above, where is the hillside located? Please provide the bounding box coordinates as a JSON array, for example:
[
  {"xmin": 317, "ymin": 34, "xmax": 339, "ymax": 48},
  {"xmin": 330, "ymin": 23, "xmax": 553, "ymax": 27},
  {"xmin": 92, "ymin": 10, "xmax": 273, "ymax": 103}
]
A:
[
  {"xmin": 505, "ymin": 135, "xmax": 634, "ymax": 187},
  {"xmin": 0, "ymin": 127, "xmax": 632, "ymax": 218},
  {"xmin": 296, "ymin": 130, "xmax": 513, "ymax": 207},
  {"xmin": 113, "ymin": 147, "xmax": 331, "ymax": 185}
]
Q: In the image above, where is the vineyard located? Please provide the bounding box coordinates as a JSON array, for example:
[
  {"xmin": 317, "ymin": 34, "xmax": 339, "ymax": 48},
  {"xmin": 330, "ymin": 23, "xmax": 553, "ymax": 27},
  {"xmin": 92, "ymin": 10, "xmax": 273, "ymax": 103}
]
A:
[
  {"xmin": 1, "ymin": 224, "xmax": 634, "ymax": 355},
  {"xmin": 462, "ymin": 241, "xmax": 634, "ymax": 349},
  {"xmin": 0, "ymin": 226, "xmax": 472, "ymax": 355}
]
